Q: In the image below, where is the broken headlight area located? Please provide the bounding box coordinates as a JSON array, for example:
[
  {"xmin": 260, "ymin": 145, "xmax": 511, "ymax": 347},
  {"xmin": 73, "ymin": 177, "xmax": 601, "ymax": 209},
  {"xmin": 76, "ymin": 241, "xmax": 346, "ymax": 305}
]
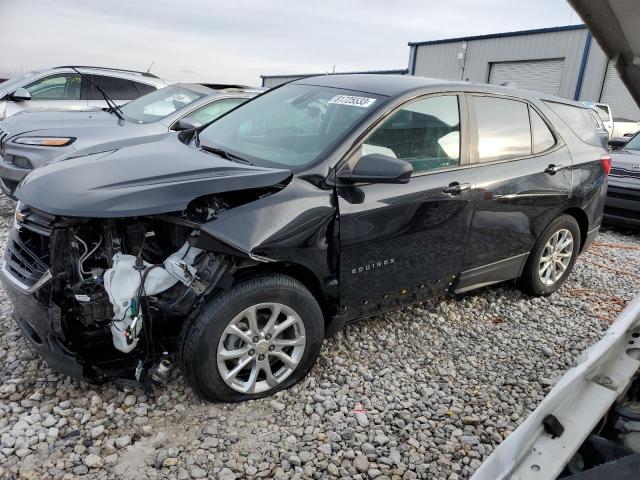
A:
[{"xmin": 3, "ymin": 198, "xmax": 233, "ymax": 383}]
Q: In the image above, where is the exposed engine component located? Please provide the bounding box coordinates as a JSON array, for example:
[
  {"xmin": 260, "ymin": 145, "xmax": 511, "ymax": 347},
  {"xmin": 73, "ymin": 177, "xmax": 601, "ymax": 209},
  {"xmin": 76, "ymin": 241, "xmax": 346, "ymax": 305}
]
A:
[
  {"xmin": 151, "ymin": 356, "xmax": 174, "ymax": 384},
  {"xmin": 104, "ymin": 241, "xmax": 203, "ymax": 353}
]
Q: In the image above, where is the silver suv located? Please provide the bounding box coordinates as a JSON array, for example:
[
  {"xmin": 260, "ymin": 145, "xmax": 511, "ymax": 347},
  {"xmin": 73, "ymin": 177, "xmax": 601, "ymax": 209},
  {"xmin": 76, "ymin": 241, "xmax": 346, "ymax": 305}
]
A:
[{"xmin": 0, "ymin": 66, "xmax": 168, "ymax": 120}]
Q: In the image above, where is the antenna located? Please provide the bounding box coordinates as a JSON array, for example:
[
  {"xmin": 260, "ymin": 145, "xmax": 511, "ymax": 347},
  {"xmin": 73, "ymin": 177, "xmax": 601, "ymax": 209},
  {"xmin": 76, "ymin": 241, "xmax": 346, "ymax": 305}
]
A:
[{"xmin": 146, "ymin": 61, "xmax": 155, "ymax": 75}]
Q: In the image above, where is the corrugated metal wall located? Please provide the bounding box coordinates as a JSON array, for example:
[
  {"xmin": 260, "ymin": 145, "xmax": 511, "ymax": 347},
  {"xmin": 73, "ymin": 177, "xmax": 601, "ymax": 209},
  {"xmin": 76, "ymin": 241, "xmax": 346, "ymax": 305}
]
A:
[
  {"xmin": 412, "ymin": 28, "xmax": 587, "ymax": 99},
  {"xmin": 411, "ymin": 27, "xmax": 640, "ymax": 120},
  {"xmin": 488, "ymin": 59, "xmax": 565, "ymax": 94}
]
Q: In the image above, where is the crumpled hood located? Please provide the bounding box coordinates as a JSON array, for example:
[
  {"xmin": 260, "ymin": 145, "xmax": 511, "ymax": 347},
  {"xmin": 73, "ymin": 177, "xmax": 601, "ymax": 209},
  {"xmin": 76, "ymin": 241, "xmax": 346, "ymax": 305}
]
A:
[
  {"xmin": 1, "ymin": 109, "xmax": 119, "ymax": 137},
  {"xmin": 16, "ymin": 134, "xmax": 292, "ymax": 217}
]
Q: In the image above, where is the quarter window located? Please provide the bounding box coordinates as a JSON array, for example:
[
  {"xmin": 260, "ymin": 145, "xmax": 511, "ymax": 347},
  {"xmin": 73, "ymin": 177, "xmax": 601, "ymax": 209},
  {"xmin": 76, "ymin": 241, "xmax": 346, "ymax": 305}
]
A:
[
  {"xmin": 359, "ymin": 95, "xmax": 460, "ymax": 174},
  {"xmin": 544, "ymin": 101, "xmax": 602, "ymax": 146},
  {"xmin": 475, "ymin": 96, "xmax": 531, "ymax": 162},
  {"xmin": 530, "ymin": 108, "xmax": 555, "ymax": 153},
  {"xmin": 25, "ymin": 74, "xmax": 81, "ymax": 100}
]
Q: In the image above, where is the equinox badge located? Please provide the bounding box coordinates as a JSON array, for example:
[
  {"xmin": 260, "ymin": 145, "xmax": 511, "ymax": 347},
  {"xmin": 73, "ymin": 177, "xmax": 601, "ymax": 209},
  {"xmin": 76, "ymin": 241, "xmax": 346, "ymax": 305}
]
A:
[{"xmin": 352, "ymin": 258, "xmax": 395, "ymax": 274}]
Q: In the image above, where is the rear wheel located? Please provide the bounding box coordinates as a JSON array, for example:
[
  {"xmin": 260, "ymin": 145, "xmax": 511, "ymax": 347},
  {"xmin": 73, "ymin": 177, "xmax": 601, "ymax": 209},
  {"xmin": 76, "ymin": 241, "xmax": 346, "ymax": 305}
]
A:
[
  {"xmin": 180, "ymin": 275, "xmax": 324, "ymax": 402},
  {"xmin": 519, "ymin": 215, "xmax": 581, "ymax": 296}
]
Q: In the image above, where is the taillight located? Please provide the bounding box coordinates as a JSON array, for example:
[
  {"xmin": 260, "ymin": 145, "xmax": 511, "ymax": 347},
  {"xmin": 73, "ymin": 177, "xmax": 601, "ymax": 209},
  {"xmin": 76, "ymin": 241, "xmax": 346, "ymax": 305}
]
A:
[{"xmin": 600, "ymin": 154, "xmax": 612, "ymax": 176}]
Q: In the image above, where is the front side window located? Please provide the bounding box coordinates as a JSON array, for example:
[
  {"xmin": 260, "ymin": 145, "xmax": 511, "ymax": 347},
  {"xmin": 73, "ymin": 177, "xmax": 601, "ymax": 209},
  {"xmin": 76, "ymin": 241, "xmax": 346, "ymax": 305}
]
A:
[
  {"xmin": 475, "ymin": 96, "xmax": 531, "ymax": 162},
  {"xmin": 187, "ymin": 97, "xmax": 247, "ymax": 125},
  {"xmin": 25, "ymin": 74, "xmax": 81, "ymax": 100},
  {"xmin": 120, "ymin": 85, "xmax": 206, "ymax": 124},
  {"xmin": 357, "ymin": 95, "xmax": 460, "ymax": 174},
  {"xmin": 199, "ymin": 84, "xmax": 384, "ymax": 169}
]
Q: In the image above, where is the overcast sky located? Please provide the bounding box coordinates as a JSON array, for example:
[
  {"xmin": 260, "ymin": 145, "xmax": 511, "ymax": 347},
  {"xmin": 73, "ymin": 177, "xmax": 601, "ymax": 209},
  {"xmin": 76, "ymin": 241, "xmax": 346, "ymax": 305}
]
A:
[{"xmin": 0, "ymin": 0, "xmax": 578, "ymax": 85}]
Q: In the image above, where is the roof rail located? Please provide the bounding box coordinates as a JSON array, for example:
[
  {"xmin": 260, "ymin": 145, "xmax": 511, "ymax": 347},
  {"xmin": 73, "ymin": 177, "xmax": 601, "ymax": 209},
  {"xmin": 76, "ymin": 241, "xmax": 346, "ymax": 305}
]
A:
[{"xmin": 53, "ymin": 66, "xmax": 159, "ymax": 78}]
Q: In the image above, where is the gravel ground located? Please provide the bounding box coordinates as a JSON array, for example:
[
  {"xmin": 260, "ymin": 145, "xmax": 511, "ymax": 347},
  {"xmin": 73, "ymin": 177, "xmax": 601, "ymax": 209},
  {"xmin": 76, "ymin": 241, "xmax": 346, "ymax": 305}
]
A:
[{"xmin": 0, "ymin": 195, "xmax": 638, "ymax": 479}]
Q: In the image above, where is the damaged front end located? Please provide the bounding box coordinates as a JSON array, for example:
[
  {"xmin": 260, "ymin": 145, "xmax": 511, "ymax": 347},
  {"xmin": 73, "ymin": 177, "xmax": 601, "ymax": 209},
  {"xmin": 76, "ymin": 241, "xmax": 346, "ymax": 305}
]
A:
[{"xmin": 1, "ymin": 197, "xmax": 235, "ymax": 383}]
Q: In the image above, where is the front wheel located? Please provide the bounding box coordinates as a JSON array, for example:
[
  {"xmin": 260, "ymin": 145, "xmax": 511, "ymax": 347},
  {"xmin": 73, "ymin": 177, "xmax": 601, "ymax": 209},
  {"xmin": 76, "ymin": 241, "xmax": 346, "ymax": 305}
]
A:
[
  {"xmin": 180, "ymin": 275, "xmax": 324, "ymax": 402},
  {"xmin": 519, "ymin": 215, "xmax": 581, "ymax": 296}
]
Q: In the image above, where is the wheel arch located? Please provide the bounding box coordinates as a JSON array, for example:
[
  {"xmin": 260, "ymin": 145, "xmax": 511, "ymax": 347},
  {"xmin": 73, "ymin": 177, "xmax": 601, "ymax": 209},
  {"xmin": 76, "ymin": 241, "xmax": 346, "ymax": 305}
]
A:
[
  {"xmin": 231, "ymin": 261, "xmax": 338, "ymax": 330},
  {"xmin": 561, "ymin": 206, "xmax": 589, "ymax": 251}
]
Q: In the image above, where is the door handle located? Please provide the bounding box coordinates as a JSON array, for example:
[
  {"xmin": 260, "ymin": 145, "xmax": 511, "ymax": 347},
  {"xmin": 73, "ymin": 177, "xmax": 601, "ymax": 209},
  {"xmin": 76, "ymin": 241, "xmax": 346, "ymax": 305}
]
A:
[
  {"xmin": 545, "ymin": 164, "xmax": 565, "ymax": 175},
  {"xmin": 442, "ymin": 182, "xmax": 471, "ymax": 195}
]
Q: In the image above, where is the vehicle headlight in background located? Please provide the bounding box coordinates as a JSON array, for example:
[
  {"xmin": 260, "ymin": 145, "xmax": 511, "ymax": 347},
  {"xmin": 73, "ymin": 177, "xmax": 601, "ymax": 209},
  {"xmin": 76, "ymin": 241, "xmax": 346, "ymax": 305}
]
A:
[{"xmin": 13, "ymin": 136, "xmax": 75, "ymax": 147}]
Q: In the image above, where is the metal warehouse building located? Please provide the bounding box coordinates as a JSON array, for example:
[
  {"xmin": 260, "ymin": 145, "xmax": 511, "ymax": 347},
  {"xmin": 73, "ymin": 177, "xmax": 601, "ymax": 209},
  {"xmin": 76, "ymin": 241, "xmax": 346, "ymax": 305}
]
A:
[
  {"xmin": 261, "ymin": 68, "xmax": 408, "ymax": 88},
  {"xmin": 408, "ymin": 24, "xmax": 640, "ymax": 120}
]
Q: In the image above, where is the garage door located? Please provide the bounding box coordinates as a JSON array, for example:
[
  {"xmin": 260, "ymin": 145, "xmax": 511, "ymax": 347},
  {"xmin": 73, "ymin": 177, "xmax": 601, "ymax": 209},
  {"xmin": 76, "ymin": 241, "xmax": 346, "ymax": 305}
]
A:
[
  {"xmin": 600, "ymin": 62, "xmax": 640, "ymax": 121},
  {"xmin": 488, "ymin": 59, "xmax": 564, "ymax": 95}
]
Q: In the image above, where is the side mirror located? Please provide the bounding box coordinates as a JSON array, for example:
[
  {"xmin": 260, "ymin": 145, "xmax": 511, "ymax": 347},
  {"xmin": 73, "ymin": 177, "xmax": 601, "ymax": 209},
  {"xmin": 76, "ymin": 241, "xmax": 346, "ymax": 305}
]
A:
[
  {"xmin": 10, "ymin": 87, "xmax": 31, "ymax": 102},
  {"xmin": 338, "ymin": 153, "xmax": 413, "ymax": 184},
  {"xmin": 608, "ymin": 138, "xmax": 627, "ymax": 150},
  {"xmin": 175, "ymin": 116, "xmax": 202, "ymax": 131}
]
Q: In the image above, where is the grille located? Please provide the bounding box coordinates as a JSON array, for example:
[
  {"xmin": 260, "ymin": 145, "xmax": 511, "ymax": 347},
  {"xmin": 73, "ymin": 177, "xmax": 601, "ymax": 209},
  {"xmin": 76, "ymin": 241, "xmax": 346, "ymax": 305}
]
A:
[
  {"xmin": 611, "ymin": 167, "xmax": 640, "ymax": 179},
  {"xmin": 604, "ymin": 205, "xmax": 640, "ymax": 219},
  {"xmin": 0, "ymin": 126, "xmax": 8, "ymax": 150},
  {"xmin": 4, "ymin": 226, "xmax": 51, "ymax": 288},
  {"xmin": 607, "ymin": 190, "xmax": 640, "ymax": 203}
]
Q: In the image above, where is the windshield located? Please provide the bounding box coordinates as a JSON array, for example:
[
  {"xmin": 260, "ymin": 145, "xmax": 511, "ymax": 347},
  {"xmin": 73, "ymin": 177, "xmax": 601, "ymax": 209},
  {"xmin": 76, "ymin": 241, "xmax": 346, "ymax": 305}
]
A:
[
  {"xmin": 198, "ymin": 84, "xmax": 385, "ymax": 168},
  {"xmin": 120, "ymin": 85, "xmax": 206, "ymax": 124},
  {"xmin": 624, "ymin": 133, "xmax": 640, "ymax": 151}
]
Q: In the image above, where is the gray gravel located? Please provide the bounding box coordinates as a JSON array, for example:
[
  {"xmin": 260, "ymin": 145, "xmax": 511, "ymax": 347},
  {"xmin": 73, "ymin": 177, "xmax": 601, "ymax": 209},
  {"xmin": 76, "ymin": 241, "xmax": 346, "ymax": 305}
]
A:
[{"xmin": 0, "ymin": 198, "xmax": 638, "ymax": 479}]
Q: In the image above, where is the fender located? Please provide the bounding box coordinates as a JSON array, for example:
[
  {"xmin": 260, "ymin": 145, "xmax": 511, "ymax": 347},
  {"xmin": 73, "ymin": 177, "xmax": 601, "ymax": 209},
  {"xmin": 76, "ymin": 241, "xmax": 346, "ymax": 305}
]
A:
[{"xmin": 196, "ymin": 178, "xmax": 338, "ymax": 297}]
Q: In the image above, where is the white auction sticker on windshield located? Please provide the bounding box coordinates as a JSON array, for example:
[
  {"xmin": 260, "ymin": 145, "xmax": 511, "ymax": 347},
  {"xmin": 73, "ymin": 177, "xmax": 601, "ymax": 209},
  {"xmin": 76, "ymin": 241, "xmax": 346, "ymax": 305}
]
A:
[{"xmin": 328, "ymin": 95, "xmax": 376, "ymax": 108}]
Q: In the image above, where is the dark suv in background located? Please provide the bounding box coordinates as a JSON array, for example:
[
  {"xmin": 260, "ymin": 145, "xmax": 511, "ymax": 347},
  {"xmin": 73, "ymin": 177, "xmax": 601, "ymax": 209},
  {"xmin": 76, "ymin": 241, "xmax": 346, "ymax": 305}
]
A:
[{"xmin": 0, "ymin": 75, "xmax": 608, "ymax": 402}]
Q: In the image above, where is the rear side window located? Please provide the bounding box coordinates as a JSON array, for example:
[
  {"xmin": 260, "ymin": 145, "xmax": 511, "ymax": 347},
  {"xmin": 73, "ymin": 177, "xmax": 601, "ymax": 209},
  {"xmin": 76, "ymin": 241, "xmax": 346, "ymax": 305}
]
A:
[
  {"xmin": 530, "ymin": 108, "xmax": 555, "ymax": 154},
  {"xmin": 544, "ymin": 101, "xmax": 601, "ymax": 146},
  {"xmin": 90, "ymin": 75, "xmax": 141, "ymax": 100},
  {"xmin": 360, "ymin": 95, "xmax": 461, "ymax": 174},
  {"xmin": 475, "ymin": 96, "xmax": 531, "ymax": 162}
]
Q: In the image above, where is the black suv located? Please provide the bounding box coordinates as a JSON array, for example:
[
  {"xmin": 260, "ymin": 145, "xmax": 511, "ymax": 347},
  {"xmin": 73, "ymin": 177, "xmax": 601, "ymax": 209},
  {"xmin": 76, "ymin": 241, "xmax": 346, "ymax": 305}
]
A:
[{"xmin": 1, "ymin": 75, "xmax": 608, "ymax": 402}]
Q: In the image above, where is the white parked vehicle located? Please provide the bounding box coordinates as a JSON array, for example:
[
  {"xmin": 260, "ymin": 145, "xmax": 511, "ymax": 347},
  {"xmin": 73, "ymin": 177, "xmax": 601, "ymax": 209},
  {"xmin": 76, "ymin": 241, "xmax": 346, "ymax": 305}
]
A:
[
  {"xmin": 583, "ymin": 101, "xmax": 640, "ymax": 138},
  {"xmin": 0, "ymin": 66, "xmax": 168, "ymax": 120}
]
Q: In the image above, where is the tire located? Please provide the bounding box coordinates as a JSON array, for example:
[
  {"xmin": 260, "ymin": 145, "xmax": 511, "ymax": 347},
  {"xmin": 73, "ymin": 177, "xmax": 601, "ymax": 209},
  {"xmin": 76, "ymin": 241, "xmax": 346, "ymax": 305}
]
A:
[
  {"xmin": 519, "ymin": 214, "xmax": 581, "ymax": 296},
  {"xmin": 180, "ymin": 274, "xmax": 324, "ymax": 402}
]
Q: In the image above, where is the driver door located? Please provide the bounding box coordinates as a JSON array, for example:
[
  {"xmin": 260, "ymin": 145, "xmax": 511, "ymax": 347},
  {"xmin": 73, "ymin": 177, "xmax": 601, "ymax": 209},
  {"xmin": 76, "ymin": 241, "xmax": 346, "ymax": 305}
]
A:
[{"xmin": 337, "ymin": 93, "xmax": 476, "ymax": 318}]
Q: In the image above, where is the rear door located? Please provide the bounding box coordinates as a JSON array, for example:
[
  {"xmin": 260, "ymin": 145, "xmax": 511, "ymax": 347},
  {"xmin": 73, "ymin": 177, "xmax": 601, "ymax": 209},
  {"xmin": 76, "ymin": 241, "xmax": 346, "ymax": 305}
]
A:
[
  {"xmin": 337, "ymin": 93, "xmax": 476, "ymax": 317},
  {"xmin": 459, "ymin": 94, "xmax": 572, "ymax": 291},
  {"xmin": 5, "ymin": 73, "xmax": 87, "ymax": 116}
]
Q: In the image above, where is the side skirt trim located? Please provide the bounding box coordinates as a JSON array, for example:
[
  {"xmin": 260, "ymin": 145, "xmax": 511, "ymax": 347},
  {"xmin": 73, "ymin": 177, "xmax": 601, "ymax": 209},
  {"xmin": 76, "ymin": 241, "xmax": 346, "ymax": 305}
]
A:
[{"xmin": 454, "ymin": 253, "xmax": 529, "ymax": 294}]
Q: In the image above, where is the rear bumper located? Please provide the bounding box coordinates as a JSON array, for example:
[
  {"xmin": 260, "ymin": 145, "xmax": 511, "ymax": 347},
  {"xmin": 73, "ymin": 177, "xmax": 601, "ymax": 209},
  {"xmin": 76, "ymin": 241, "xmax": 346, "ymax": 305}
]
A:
[
  {"xmin": 603, "ymin": 185, "xmax": 640, "ymax": 229},
  {"xmin": 0, "ymin": 261, "xmax": 83, "ymax": 379}
]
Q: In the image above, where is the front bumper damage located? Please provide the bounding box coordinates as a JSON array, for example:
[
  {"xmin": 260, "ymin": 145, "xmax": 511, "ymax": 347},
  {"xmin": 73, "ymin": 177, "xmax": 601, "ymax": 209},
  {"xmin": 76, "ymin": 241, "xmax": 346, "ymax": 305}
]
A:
[
  {"xmin": 0, "ymin": 200, "xmax": 235, "ymax": 383},
  {"xmin": 0, "ymin": 266, "xmax": 84, "ymax": 379}
]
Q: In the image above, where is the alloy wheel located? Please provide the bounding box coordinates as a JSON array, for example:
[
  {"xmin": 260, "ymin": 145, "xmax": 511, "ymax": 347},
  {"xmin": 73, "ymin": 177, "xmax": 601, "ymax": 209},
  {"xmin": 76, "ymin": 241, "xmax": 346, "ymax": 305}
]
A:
[
  {"xmin": 538, "ymin": 228, "xmax": 574, "ymax": 286},
  {"xmin": 216, "ymin": 303, "xmax": 306, "ymax": 394}
]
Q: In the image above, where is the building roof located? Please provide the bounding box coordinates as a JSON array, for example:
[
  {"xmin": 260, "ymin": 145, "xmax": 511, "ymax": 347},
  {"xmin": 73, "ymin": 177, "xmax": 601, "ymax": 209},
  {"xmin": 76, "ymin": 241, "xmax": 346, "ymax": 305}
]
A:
[
  {"xmin": 408, "ymin": 24, "xmax": 587, "ymax": 47},
  {"xmin": 260, "ymin": 68, "xmax": 408, "ymax": 80}
]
